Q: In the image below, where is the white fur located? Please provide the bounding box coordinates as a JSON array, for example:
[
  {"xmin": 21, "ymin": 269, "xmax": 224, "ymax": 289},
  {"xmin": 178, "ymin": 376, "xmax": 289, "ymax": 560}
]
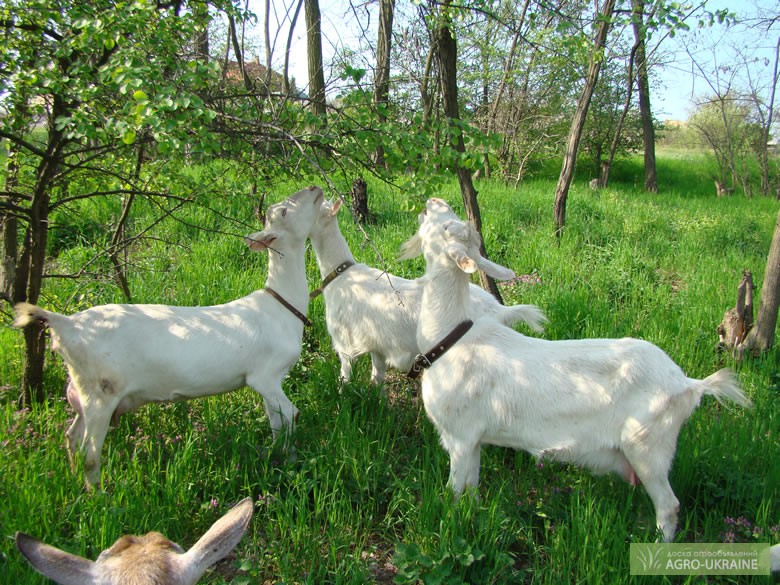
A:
[
  {"xmin": 401, "ymin": 197, "xmax": 752, "ymax": 542},
  {"xmin": 13, "ymin": 186, "xmax": 324, "ymax": 488},
  {"xmin": 309, "ymin": 198, "xmax": 547, "ymax": 384},
  {"xmin": 16, "ymin": 497, "xmax": 253, "ymax": 585}
]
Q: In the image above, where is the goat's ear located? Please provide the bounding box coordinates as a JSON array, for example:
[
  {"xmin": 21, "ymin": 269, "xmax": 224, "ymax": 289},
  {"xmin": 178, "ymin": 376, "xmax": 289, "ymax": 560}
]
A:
[
  {"xmin": 180, "ymin": 498, "xmax": 253, "ymax": 581},
  {"xmin": 476, "ymin": 255, "xmax": 516, "ymax": 280},
  {"xmin": 329, "ymin": 198, "xmax": 342, "ymax": 217},
  {"xmin": 244, "ymin": 231, "xmax": 276, "ymax": 252},
  {"xmin": 16, "ymin": 532, "xmax": 97, "ymax": 585},
  {"xmin": 447, "ymin": 244, "xmax": 478, "ymax": 274},
  {"xmin": 462, "ymin": 222, "xmax": 515, "ymax": 280},
  {"xmin": 398, "ymin": 234, "xmax": 422, "ymax": 260}
]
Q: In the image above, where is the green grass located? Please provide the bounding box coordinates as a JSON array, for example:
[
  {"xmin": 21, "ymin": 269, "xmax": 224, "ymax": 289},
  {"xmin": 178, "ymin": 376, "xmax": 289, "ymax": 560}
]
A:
[{"xmin": 1, "ymin": 155, "xmax": 778, "ymax": 584}]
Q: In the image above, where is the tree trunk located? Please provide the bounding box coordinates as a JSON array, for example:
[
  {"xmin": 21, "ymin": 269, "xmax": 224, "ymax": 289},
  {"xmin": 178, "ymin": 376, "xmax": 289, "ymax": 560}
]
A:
[
  {"xmin": 373, "ymin": 0, "xmax": 395, "ymax": 169},
  {"xmin": 1, "ymin": 147, "xmax": 20, "ymax": 303},
  {"xmin": 484, "ymin": 0, "xmax": 530, "ymax": 181},
  {"xmin": 758, "ymin": 36, "xmax": 779, "ymax": 197},
  {"xmin": 631, "ymin": 0, "xmax": 657, "ymax": 192},
  {"xmin": 741, "ymin": 210, "xmax": 780, "ymax": 356},
  {"xmin": 0, "ymin": 213, "xmax": 16, "ymax": 303},
  {"xmin": 603, "ymin": 28, "xmax": 640, "ymax": 188},
  {"xmin": 435, "ymin": 3, "xmax": 503, "ymax": 303},
  {"xmin": 351, "ymin": 177, "xmax": 370, "ymax": 224},
  {"xmin": 228, "ymin": 14, "xmax": 253, "ymax": 92},
  {"xmin": 420, "ymin": 42, "xmax": 436, "ymax": 127},
  {"xmin": 193, "ymin": 0, "xmax": 209, "ymax": 62},
  {"xmin": 283, "ymin": 0, "xmax": 305, "ymax": 96},
  {"xmin": 18, "ymin": 97, "xmax": 69, "ymax": 404},
  {"xmin": 305, "ymin": 0, "xmax": 326, "ymax": 117},
  {"xmin": 108, "ymin": 145, "xmax": 145, "ymax": 302},
  {"xmin": 553, "ymin": 0, "xmax": 616, "ymax": 237}
]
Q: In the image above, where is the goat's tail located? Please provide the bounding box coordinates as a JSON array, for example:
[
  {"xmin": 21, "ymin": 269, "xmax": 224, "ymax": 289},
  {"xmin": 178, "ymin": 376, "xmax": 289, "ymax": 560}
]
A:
[
  {"xmin": 700, "ymin": 368, "xmax": 752, "ymax": 408},
  {"xmin": 12, "ymin": 302, "xmax": 57, "ymax": 329},
  {"xmin": 500, "ymin": 304, "xmax": 548, "ymax": 333}
]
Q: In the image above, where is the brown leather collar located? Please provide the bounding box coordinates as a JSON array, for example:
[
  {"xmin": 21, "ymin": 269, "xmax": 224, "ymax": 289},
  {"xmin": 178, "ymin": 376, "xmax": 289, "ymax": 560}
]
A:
[
  {"xmin": 265, "ymin": 287, "xmax": 311, "ymax": 326},
  {"xmin": 309, "ymin": 261, "xmax": 355, "ymax": 299},
  {"xmin": 407, "ymin": 320, "xmax": 474, "ymax": 380}
]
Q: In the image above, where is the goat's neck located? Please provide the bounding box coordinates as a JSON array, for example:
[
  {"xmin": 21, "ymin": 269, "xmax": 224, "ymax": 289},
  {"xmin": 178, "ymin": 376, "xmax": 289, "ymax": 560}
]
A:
[
  {"xmin": 417, "ymin": 265, "xmax": 471, "ymax": 350},
  {"xmin": 265, "ymin": 243, "xmax": 309, "ymax": 310},
  {"xmin": 310, "ymin": 224, "xmax": 356, "ymax": 278}
]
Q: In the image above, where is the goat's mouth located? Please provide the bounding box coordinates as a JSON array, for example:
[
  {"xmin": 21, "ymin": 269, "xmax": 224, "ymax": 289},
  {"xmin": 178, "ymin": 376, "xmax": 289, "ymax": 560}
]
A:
[{"xmin": 303, "ymin": 185, "xmax": 324, "ymax": 205}]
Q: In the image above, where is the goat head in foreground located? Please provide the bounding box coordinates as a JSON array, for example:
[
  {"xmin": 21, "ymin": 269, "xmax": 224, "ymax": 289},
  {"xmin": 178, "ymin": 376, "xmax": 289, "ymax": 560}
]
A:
[
  {"xmin": 16, "ymin": 497, "xmax": 253, "ymax": 585},
  {"xmin": 401, "ymin": 197, "xmax": 752, "ymax": 542}
]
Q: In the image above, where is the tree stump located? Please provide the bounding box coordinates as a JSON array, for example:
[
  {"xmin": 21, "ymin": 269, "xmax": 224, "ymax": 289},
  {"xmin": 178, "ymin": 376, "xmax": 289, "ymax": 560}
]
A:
[
  {"xmin": 715, "ymin": 179, "xmax": 734, "ymax": 197},
  {"xmin": 351, "ymin": 177, "xmax": 371, "ymax": 224},
  {"xmin": 717, "ymin": 271, "xmax": 753, "ymax": 354}
]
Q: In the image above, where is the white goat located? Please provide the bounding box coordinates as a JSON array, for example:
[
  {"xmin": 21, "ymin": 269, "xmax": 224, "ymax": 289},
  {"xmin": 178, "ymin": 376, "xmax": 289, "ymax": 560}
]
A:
[
  {"xmin": 16, "ymin": 497, "xmax": 253, "ymax": 585},
  {"xmin": 399, "ymin": 197, "xmax": 752, "ymax": 542},
  {"xmin": 13, "ymin": 186, "xmax": 324, "ymax": 488},
  {"xmin": 308, "ymin": 197, "xmax": 547, "ymax": 384}
]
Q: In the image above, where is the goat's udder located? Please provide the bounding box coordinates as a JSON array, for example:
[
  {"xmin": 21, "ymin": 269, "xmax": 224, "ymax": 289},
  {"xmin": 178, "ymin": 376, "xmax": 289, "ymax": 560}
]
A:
[{"xmin": 622, "ymin": 460, "xmax": 642, "ymax": 486}]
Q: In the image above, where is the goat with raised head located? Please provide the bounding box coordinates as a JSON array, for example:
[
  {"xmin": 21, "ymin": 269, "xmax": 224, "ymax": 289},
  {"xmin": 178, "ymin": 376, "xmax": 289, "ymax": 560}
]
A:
[
  {"xmin": 16, "ymin": 497, "xmax": 253, "ymax": 585},
  {"xmin": 399, "ymin": 197, "xmax": 752, "ymax": 542},
  {"xmin": 13, "ymin": 186, "xmax": 324, "ymax": 488},
  {"xmin": 308, "ymin": 197, "xmax": 547, "ymax": 384}
]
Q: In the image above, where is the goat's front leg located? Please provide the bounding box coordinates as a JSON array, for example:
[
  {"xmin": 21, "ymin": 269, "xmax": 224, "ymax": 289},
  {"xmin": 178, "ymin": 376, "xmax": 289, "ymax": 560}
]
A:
[
  {"xmin": 250, "ymin": 376, "xmax": 299, "ymax": 450},
  {"xmin": 369, "ymin": 352, "xmax": 387, "ymax": 386},
  {"xmin": 338, "ymin": 353, "xmax": 354, "ymax": 383}
]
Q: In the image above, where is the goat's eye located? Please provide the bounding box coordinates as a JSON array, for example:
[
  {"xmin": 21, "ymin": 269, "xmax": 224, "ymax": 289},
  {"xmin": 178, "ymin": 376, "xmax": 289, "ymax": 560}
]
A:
[{"xmin": 281, "ymin": 208, "xmax": 287, "ymax": 217}]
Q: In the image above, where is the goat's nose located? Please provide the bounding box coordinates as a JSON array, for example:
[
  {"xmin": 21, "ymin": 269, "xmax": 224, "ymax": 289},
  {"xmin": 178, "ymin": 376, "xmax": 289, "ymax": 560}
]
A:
[{"xmin": 306, "ymin": 185, "xmax": 324, "ymax": 204}]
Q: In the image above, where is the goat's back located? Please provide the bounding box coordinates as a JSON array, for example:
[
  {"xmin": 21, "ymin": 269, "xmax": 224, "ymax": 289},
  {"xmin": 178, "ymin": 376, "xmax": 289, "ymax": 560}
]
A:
[
  {"xmin": 421, "ymin": 320, "xmax": 725, "ymax": 456},
  {"xmin": 322, "ymin": 264, "xmax": 420, "ymax": 370},
  {"xmin": 16, "ymin": 293, "xmax": 305, "ymax": 397}
]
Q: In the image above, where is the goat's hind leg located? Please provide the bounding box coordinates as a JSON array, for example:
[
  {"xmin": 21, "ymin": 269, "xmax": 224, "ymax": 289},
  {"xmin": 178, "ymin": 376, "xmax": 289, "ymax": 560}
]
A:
[
  {"xmin": 63, "ymin": 380, "xmax": 86, "ymax": 472},
  {"xmin": 80, "ymin": 400, "xmax": 116, "ymax": 490},
  {"xmin": 64, "ymin": 413, "xmax": 85, "ymax": 471},
  {"xmin": 622, "ymin": 440, "xmax": 680, "ymax": 542}
]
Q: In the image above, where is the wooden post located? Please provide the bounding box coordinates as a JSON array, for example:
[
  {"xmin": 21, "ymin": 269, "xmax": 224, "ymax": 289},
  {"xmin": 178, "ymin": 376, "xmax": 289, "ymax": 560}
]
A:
[
  {"xmin": 717, "ymin": 271, "xmax": 754, "ymax": 353},
  {"xmin": 351, "ymin": 177, "xmax": 370, "ymax": 224}
]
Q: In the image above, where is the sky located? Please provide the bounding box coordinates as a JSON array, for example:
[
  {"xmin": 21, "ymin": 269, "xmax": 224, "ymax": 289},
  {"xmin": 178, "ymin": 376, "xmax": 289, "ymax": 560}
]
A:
[
  {"xmin": 250, "ymin": 1, "xmax": 779, "ymax": 123},
  {"xmin": 651, "ymin": 0, "xmax": 779, "ymax": 121}
]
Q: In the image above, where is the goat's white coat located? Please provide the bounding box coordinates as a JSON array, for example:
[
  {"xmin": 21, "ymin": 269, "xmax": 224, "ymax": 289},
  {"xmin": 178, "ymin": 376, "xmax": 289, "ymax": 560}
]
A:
[
  {"xmin": 13, "ymin": 186, "xmax": 324, "ymax": 487},
  {"xmin": 16, "ymin": 497, "xmax": 253, "ymax": 585},
  {"xmin": 401, "ymin": 198, "xmax": 752, "ymax": 542},
  {"xmin": 308, "ymin": 198, "xmax": 547, "ymax": 384}
]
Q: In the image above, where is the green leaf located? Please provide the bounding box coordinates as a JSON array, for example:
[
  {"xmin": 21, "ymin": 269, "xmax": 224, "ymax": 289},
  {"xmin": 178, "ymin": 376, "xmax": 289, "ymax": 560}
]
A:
[{"xmin": 122, "ymin": 128, "xmax": 137, "ymax": 144}]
